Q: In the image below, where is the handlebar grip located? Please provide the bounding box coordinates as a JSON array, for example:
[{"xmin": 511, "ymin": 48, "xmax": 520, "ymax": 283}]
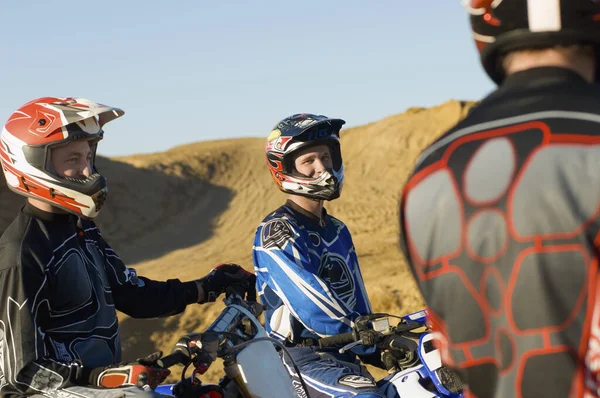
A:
[
  {"xmin": 318, "ymin": 331, "xmax": 356, "ymax": 348},
  {"xmin": 395, "ymin": 319, "xmax": 426, "ymax": 334},
  {"xmin": 156, "ymin": 350, "xmax": 190, "ymax": 368}
]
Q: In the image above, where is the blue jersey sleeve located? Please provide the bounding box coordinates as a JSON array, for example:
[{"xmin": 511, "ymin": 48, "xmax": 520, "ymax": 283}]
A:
[{"xmin": 253, "ymin": 216, "xmax": 361, "ymax": 338}]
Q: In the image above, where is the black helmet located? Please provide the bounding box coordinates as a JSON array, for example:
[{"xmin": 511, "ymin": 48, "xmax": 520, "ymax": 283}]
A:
[{"xmin": 465, "ymin": 0, "xmax": 600, "ymax": 84}]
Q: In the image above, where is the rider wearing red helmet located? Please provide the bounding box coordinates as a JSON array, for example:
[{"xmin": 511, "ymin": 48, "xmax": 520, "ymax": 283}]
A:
[
  {"xmin": 0, "ymin": 97, "xmax": 255, "ymax": 397},
  {"xmin": 400, "ymin": 1, "xmax": 600, "ymax": 397}
]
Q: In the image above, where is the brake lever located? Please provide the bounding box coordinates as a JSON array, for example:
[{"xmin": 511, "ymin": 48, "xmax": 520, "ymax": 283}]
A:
[
  {"xmin": 223, "ymin": 289, "xmax": 245, "ymax": 305},
  {"xmin": 339, "ymin": 339, "xmax": 363, "ymax": 354},
  {"xmin": 223, "ymin": 292, "xmax": 264, "ymax": 319}
]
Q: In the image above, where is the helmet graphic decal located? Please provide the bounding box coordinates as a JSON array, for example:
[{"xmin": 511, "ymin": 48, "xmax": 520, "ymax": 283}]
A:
[
  {"xmin": 463, "ymin": 0, "xmax": 504, "ymax": 26},
  {"xmin": 318, "ymin": 252, "xmax": 356, "ymax": 308}
]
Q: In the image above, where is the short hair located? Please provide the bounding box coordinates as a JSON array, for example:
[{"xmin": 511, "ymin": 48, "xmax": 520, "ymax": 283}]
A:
[{"xmin": 501, "ymin": 44, "xmax": 595, "ymax": 73}]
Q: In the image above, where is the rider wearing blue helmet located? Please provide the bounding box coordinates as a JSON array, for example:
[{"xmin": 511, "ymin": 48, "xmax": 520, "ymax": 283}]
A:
[{"xmin": 253, "ymin": 114, "xmax": 402, "ymax": 398}]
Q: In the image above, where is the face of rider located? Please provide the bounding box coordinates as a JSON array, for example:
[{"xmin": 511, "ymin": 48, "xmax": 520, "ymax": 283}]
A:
[
  {"xmin": 50, "ymin": 140, "xmax": 93, "ymax": 180},
  {"xmin": 293, "ymin": 144, "xmax": 333, "ymax": 178}
]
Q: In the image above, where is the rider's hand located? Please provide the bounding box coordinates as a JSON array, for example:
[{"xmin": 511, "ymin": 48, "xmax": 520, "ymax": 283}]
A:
[
  {"xmin": 85, "ymin": 351, "xmax": 171, "ymax": 389},
  {"xmin": 359, "ymin": 335, "xmax": 419, "ymax": 372},
  {"xmin": 196, "ymin": 263, "xmax": 256, "ymax": 303},
  {"xmin": 379, "ymin": 335, "xmax": 419, "ymax": 372}
]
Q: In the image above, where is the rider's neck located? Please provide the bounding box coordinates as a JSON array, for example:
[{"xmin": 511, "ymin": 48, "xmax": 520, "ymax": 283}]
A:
[
  {"xmin": 288, "ymin": 195, "xmax": 324, "ymax": 219},
  {"xmin": 502, "ymin": 45, "xmax": 595, "ymax": 83}
]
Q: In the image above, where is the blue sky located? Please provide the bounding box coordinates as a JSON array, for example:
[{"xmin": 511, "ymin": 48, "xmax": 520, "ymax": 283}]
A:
[{"xmin": 0, "ymin": 1, "xmax": 496, "ymax": 156}]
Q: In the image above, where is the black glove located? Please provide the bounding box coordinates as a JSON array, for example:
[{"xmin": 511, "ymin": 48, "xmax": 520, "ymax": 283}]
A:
[
  {"xmin": 84, "ymin": 351, "xmax": 171, "ymax": 389},
  {"xmin": 360, "ymin": 335, "xmax": 419, "ymax": 372},
  {"xmin": 197, "ymin": 263, "xmax": 256, "ymax": 303},
  {"xmin": 380, "ymin": 335, "xmax": 419, "ymax": 372}
]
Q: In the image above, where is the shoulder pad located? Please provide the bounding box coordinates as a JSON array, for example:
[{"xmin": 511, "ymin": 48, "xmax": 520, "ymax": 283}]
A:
[{"xmin": 260, "ymin": 216, "xmax": 296, "ymax": 250}]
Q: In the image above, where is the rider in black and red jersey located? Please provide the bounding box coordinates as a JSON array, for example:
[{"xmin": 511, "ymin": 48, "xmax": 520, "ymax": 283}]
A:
[
  {"xmin": 0, "ymin": 97, "xmax": 255, "ymax": 397},
  {"xmin": 400, "ymin": 1, "xmax": 600, "ymax": 397}
]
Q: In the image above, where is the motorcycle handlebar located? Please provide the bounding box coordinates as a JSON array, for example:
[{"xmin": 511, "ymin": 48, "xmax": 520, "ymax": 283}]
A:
[
  {"xmin": 317, "ymin": 316, "xmax": 428, "ymax": 350},
  {"xmin": 156, "ymin": 350, "xmax": 191, "ymax": 369},
  {"xmin": 318, "ymin": 331, "xmax": 356, "ymax": 348}
]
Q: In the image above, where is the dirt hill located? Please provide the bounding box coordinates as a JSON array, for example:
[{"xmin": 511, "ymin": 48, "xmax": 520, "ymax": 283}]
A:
[{"xmin": 0, "ymin": 99, "xmax": 476, "ymax": 383}]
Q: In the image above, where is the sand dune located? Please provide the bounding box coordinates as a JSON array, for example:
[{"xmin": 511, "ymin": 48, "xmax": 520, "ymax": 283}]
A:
[{"xmin": 0, "ymin": 99, "xmax": 475, "ymax": 383}]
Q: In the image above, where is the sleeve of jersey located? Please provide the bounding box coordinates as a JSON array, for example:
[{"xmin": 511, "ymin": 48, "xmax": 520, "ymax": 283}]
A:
[
  {"xmin": 253, "ymin": 219, "xmax": 360, "ymax": 337},
  {"xmin": 99, "ymin": 238, "xmax": 196, "ymax": 318},
  {"xmin": 0, "ymin": 266, "xmax": 84, "ymax": 395}
]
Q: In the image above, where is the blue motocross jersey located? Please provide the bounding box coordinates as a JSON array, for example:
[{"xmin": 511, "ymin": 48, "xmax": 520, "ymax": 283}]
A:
[{"xmin": 253, "ymin": 200, "xmax": 372, "ymax": 344}]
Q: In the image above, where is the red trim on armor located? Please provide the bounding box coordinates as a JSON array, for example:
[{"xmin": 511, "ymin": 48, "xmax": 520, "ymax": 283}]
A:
[
  {"xmin": 403, "ymin": 161, "xmax": 444, "ymax": 190},
  {"xmin": 480, "ymin": 266, "xmax": 505, "ymax": 316},
  {"xmin": 444, "ymin": 264, "xmax": 492, "ymax": 348},
  {"xmin": 505, "ymin": 172, "xmax": 523, "ymax": 242},
  {"xmin": 426, "ymin": 309, "xmax": 456, "ymax": 367},
  {"xmin": 496, "ymin": 327, "xmax": 516, "ymax": 376},
  {"xmin": 461, "ymin": 356, "xmax": 499, "ymax": 370},
  {"xmin": 594, "ymin": 230, "xmax": 600, "ymax": 247},
  {"xmin": 571, "ymin": 368, "xmax": 585, "ymax": 398},
  {"xmin": 442, "ymin": 122, "xmax": 552, "ymax": 164},
  {"xmin": 406, "ymin": 165, "xmax": 465, "ymax": 269},
  {"xmin": 463, "ymin": 346, "xmax": 473, "ymax": 362},
  {"xmin": 549, "ymin": 134, "xmax": 600, "ymax": 144},
  {"xmin": 404, "ymin": 156, "xmax": 453, "ymax": 189},
  {"xmin": 542, "ymin": 331, "xmax": 551, "ymax": 349},
  {"xmin": 414, "ymin": 257, "xmax": 452, "ymax": 280},
  {"xmin": 505, "ymin": 244, "xmax": 590, "ymax": 336}
]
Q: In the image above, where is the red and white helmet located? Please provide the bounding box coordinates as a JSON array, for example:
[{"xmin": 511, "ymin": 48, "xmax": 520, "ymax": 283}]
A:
[{"xmin": 0, "ymin": 97, "xmax": 124, "ymax": 219}]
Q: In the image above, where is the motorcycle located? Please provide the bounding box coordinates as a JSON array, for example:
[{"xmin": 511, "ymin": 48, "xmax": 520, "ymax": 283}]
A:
[
  {"xmin": 153, "ymin": 289, "xmax": 299, "ymax": 398},
  {"xmin": 317, "ymin": 309, "xmax": 465, "ymax": 398},
  {"xmin": 153, "ymin": 291, "xmax": 465, "ymax": 398}
]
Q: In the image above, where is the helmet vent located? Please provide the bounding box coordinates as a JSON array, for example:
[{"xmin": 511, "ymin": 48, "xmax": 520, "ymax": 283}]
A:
[{"xmin": 20, "ymin": 176, "xmax": 31, "ymax": 192}]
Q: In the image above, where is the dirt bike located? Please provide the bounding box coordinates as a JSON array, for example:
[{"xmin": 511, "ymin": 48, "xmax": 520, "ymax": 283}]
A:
[
  {"xmin": 316, "ymin": 310, "xmax": 465, "ymax": 398},
  {"xmin": 153, "ymin": 291, "xmax": 465, "ymax": 398},
  {"xmin": 154, "ymin": 290, "xmax": 299, "ymax": 398}
]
